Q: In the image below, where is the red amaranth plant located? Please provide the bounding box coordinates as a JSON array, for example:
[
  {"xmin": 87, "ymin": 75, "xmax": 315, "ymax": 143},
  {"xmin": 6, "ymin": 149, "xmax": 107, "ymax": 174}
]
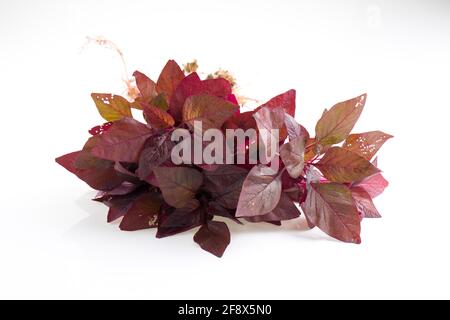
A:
[{"xmin": 56, "ymin": 59, "xmax": 392, "ymax": 257}]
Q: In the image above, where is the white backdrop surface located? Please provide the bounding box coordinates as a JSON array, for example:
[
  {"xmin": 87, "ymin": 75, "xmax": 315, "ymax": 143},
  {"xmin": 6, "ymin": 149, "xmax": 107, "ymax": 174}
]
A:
[{"xmin": 0, "ymin": 0, "xmax": 449, "ymax": 299}]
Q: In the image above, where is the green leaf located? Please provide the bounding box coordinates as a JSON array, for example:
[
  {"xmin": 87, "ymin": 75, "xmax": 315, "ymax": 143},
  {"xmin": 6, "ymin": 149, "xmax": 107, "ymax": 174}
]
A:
[
  {"xmin": 343, "ymin": 131, "xmax": 393, "ymax": 160},
  {"xmin": 91, "ymin": 93, "xmax": 132, "ymax": 122},
  {"xmin": 314, "ymin": 147, "xmax": 379, "ymax": 183},
  {"xmin": 151, "ymin": 93, "xmax": 169, "ymax": 111},
  {"xmin": 153, "ymin": 166, "xmax": 203, "ymax": 208},
  {"xmin": 303, "ymin": 182, "xmax": 361, "ymax": 243},
  {"xmin": 315, "ymin": 94, "xmax": 366, "ymax": 145},
  {"xmin": 182, "ymin": 94, "xmax": 238, "ymax": 131}
]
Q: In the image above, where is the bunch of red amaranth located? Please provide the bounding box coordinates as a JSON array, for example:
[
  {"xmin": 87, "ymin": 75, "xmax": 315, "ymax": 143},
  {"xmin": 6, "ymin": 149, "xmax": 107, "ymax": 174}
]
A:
[{"xmin": 56, "ymin": 59, "xmax": 392, "ymax": 257}]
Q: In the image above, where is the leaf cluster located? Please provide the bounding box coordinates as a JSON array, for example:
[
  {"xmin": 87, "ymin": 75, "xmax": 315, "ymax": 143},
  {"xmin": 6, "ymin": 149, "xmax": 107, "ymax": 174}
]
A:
[{"xmin": 56, "ymin": 60, "xmax": 392, "ymax": 257}]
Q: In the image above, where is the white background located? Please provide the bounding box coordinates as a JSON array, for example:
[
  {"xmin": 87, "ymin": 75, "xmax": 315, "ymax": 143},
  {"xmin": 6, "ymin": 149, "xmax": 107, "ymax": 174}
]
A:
[{"xmin": 0, "ymin": 0, "xmax": 449, "ymax": 299}]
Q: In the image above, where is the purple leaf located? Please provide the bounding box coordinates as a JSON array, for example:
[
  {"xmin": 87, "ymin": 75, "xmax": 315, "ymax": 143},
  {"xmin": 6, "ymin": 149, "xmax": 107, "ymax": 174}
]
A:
[
  {"xmin": 235, "ymin": 165, "xmax": 282, "ymax": 217},
  {"xmin": 136, "ymin": 132, "xmax": 174, "ymax": 181},
  {"xmin": 351, "ymin": 186, "xmax": 381, "ymax": 218},
  {"xmin": 91, "ymin": 117, "xmax": 153, "ymax": 163},
  {"xmin": 207, "ymin": 201, "xmax": 242, "ymax": 224},
  {"xmin": 194, "ymin": 221, "xmax": 231, "ymax": 257},
  {"xmin": 303, "ymin": 182, "xmax": 361, "ymax": 243},
  {"xmin": 119, "ymin": 190, "xmax": 162, "ymax": 231},
  {"xmin": 114, "ymin": 162, "xmax": 140, "ymax": 183},
  {"xmin": 93, "ymin": 185, "xmax": 146, "ymax": 222},
  {"xmin": 156, "ymin": 201, "xmax": 204, "ymax": 238},
  {"xmin": 284, "ymin": 113, "xmax": 310, "ymax": 141},
  {"xmin": 245, "ymin": 193, "xmax": 300, "ymax": 222},
  {"xmin": 203, "ymin": 165, "xmax": 248, "ymax": 209},
  {"xmin": 56, "ymin": 137, "xmax": 125, "ymax": 191},
  {"xmin": 153, "ymin": 166, "xmax": 203, "ymax": 208},
  {"xmin": 94, "ymin": 181, "xmax": 140, "ymax": 201},
  {"xmin": 280, "ymin": 136, "xmax": 306, "ymax": 179}
]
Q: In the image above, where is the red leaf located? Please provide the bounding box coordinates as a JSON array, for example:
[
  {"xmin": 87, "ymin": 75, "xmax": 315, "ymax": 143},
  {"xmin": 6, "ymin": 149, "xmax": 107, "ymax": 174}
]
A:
[
  {"xmin": 314, "ymin": 147, "xmax": 380, "ymax": 183},
  {"xmin": 93, "ymin": 185, "xmax": 144, "ymax": 222},
  {"xmin": 94, "ymin": 181, "xmax": 141, "ymax": 201},
  {"xmin": 156, "ymin": 201, "xmax": 204, "ymax": 238},
  {"xmin": 88, "ymin": 122, "xmax": 112, "ymax": 136},
  {"xmin": 133, "ymin": 70, "xmax": 157, "ymax": 103},
  {"xmin": 119, "ymin": 190, "xmax": 162, "ymax": 231},
  {"xmin": 343, "ymin": 131, "xmax": 393, "ymax": 160},
  {"xmin": 207, "ymin": 201, "xmax": 242, "ymax": 225},
  {"xmin": 256, "ymin": 89, "xmax": 296, "ymax": 117},
  {"xmin": 303, "ymin": 182, "xmax": 361, "ymax": 243},
  {"xmin": 55, "ymin": 151, "xmax": 81, "ymax": 175},
  {"xmin": 169, "ymin": 72, "xmax": 204, "ymax": 121},
  {"xmin": 284, "ymin": 113, "xmax": 310, "ymax": 141},
  {"xmin": 351, "ymin": 186, "xmax": 381, "ymax": 218},
  {"xmin": 182, "ymin": 94, "xmax": 239, "ymax": 131},
  {"xmin": 223, "ymin": 90, "xmax": 296, "ymax": 130},
  {"xmin": 108, "ymin": 205, "xmax": 130, "ymax": 223},
  {"xmin": 203, "ymin": 165, "xmax": 248, "ymax": 209},
  {"xmin": 114, "ymin": 162, "xmax": 140, "ymax": 183},
  {"xmin": 136, "ymin": 133, "xmax": 174, "ymax": 181},
  {"xmin": 91, "ymin": 117, "xmax": 153, "ymax": 163},
  {"xmin": 235, "ymin": 165, "xmax": 282, "ymax": 217},
  {"xmin": 245, "ymin": 193, "xmax": 300, "ymax": 223},
  {"xmin": 223, "ymin": 110, "xmax": 256, "ymax": 131},
  {"xmin": 202, "ymin": 78, "xmax": 232, "ymax": 98},
  {"xmin": 281, "ymin": 170, "xmax": 305, "ymax": 202},
  {"xmin": 280, "ymin": 136, "xmax": 306, "ymax": 179},
  {"xmin": 153, "ymin": 166, "xmax": 203, "ymax": 208},
  {"xmin": 254, "ymin": 106, "xmax": 287, "ymax": 144},
  {"xmin": 156, "ymin": 60, "xmax": 185, "ymax": 101},
  {"xmin": 56, "ymin": 137, "xmax": 125, "ymax": 191},
  {"xmin": 226, "ymin": 94, "xmax": 239, "ymax": 105},
  {"xmin": 194, "ymin": 221, "xmax": 231, "ymax": 257},
  {"xmin": 354, "ymin": 172, "xmax": 389, "ymax": 198},
  {"xmin": 143, "ymin": 103, "xmax": 175, "ymax": 129}
]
